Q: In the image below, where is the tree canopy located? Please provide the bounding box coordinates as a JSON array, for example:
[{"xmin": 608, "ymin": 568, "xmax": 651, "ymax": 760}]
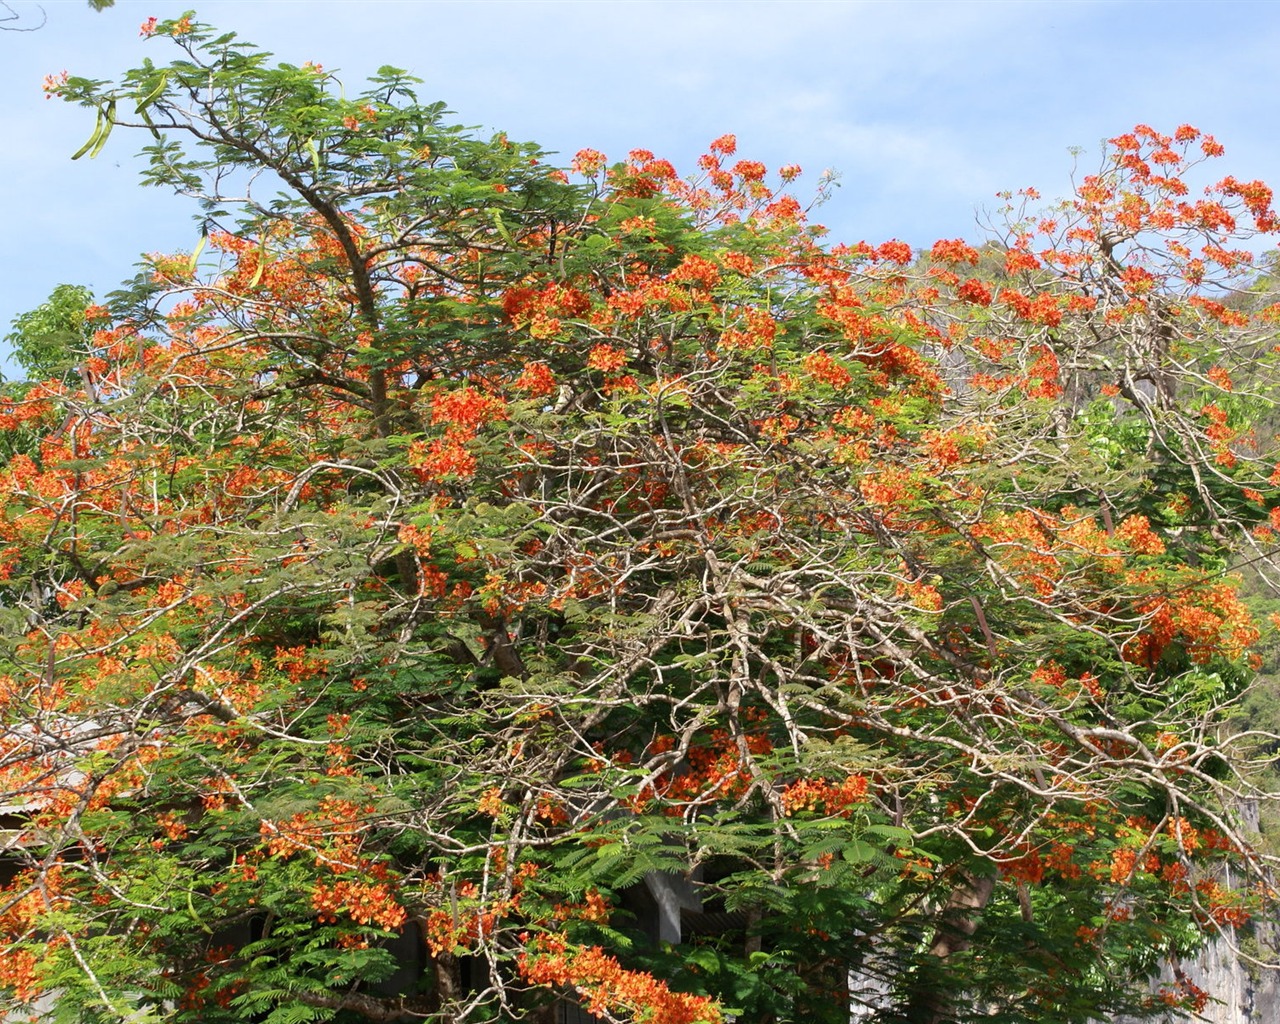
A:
[{"xmin": 3, "ymin": 15, "xmax": 1280, "ymax": 1024}]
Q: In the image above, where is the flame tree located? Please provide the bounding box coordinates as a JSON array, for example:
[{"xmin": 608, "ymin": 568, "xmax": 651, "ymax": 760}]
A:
[{"xmin": 4, "ymin": 16, "xmax": 1280, "ymax": 1024}]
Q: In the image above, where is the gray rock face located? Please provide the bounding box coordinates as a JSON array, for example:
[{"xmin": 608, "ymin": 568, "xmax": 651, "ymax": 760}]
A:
[{"xmin": 1115, "ymin": 933, "xmax": 1280, "ymax": 1024}]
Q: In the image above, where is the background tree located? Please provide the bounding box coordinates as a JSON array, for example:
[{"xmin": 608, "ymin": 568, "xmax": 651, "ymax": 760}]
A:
[
  {"xmin": 0, "ymin": 17, "xmax": 1278, "ymax": 1024},
  {"xmin": 4, "ymin": 282, "xmax": 94, "ymax": 383}
]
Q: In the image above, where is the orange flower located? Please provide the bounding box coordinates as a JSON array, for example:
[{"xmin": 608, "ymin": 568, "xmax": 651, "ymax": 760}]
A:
[
  {"xmin": 42, "ymin": 70, "xmax": 69, "ymax": 96},
  {"xmin": 930, "ymin": 238, "xmax": 980, "ymax": 265},
  {"xmin": 956, "ymin": 278, "xmax": 992, "ymax": 305},
  {"xmin": 1207, "ymin": 366, "xmax": 1233, "ymax": 391},
  {"xmin": 431, "ymin": 387, "xmax": 507, "ymax": 430},
  {"xmin": 802, "ymin": 351, "xmax": 852, "ymax": 389},
  {"xmin": 876, "ymin": 240, "xmax": 913, "ymax": 264},
  {"xmin": 586, "ymin": 344, "xmax": 627, "ymax": 372},
  {"xmin": 514, "ymin": 362, "xmax": 557, "ymax": 397},
  {"xmin": 708, "ymin": 133, "xmax": 737, "ymax": 156},
  {"xmin": 571, "ymin": 149, "xmax": 607, "ymax": 176}
]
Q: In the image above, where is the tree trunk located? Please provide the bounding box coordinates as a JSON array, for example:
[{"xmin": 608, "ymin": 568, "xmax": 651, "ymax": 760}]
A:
[{"xmin": 902, "ymin": 872, "xmax": 996, "ymax": 1024}]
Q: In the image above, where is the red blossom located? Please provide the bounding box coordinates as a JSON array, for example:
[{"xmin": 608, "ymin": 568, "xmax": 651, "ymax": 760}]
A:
[
  {"xmin": 875, "ymin": 240, "xmax": 914, "ymax": 264},
  {"xmin": 571, "ymin": 148, "xmax": 607, "ymax": 176},
  {"xmin": 586, "ymin": 343, "xmax": 627, "ymax": 372},
  {"xmin": 708, "ymin": 133, "xmax": 737, "ymax": 156},
  {"xmin": 956, "ymin": 278, "xmax": 992, "ymax": 306}
]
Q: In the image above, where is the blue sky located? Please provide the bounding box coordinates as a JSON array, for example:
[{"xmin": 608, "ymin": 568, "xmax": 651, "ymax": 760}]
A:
[{"xmin": 3, "ymin": 0, "xmax": 1280, "ymax": 371}]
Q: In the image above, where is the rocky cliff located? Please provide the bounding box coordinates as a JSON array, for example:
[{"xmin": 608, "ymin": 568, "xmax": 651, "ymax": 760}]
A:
[{"xmin": 1117, "ymin": 932, "xmax": 1280, "ymax": 1024}]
